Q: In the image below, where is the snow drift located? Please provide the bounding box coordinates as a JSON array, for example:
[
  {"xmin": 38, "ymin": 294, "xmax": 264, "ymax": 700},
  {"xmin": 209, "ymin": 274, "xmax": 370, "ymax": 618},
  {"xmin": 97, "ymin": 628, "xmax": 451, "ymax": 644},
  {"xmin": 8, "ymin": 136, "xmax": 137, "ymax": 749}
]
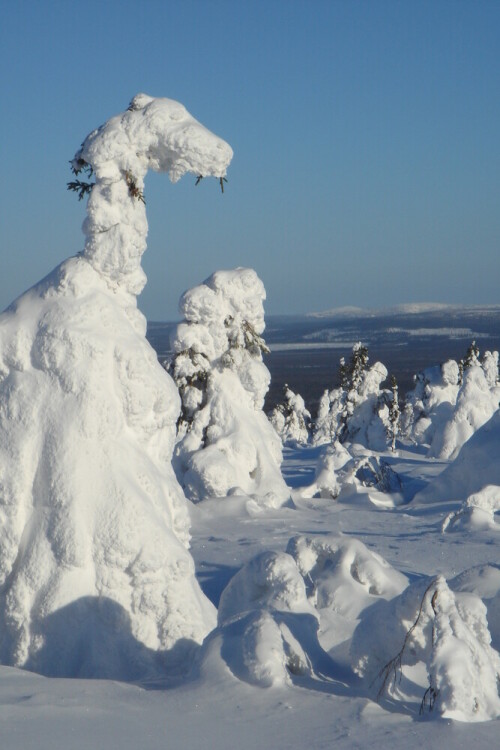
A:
[{"xmin": 0, "ymin": 94, "xmax": 232, "ymax": 678}]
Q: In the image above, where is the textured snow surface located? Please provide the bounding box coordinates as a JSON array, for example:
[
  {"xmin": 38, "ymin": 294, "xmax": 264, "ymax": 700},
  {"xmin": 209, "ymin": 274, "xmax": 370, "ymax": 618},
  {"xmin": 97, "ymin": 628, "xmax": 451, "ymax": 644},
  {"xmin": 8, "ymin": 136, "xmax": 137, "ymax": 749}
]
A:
[
  {"xmin": 0, "ymin": 95, "xmax": 233, "ymax": 678},
  {"xmin": 171, "ymin": 268, "xmax": 289, "ymax": 507},
  {"xmin": 0, "ymin": 445, "xmax": 499, "ymax": 746}
]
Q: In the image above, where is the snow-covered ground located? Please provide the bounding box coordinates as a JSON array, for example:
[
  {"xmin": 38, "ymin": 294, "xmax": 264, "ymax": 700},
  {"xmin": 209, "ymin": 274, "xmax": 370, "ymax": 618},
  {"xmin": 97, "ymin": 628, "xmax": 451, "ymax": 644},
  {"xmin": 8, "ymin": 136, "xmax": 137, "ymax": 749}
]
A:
[{"xmin": 0, "ymin": 443, "xmax": 498, "ymax": 749}]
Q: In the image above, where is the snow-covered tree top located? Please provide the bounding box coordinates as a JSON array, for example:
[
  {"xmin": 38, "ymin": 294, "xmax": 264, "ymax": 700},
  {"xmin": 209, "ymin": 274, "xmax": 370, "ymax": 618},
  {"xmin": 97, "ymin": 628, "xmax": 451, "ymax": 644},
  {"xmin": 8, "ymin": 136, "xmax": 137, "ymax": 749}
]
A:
[
  {"xmin": 73, "ymin": 95, "xmax": 233, "ymax": 296},
  {"xmin": 75, "ymin": 94, "xmax": 233, "ymax": 183},
  {"xmin": 174, "ymin": 268, "xmax": 267, "ymax": 364}
]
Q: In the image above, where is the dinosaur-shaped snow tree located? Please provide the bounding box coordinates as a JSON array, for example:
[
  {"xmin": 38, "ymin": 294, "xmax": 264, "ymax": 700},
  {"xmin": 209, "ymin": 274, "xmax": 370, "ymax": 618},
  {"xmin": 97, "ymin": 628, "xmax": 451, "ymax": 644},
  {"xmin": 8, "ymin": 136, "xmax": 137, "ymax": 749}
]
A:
[{"xmin": 0, "ymin": 94, "xmax": 232, "ymax": 679}]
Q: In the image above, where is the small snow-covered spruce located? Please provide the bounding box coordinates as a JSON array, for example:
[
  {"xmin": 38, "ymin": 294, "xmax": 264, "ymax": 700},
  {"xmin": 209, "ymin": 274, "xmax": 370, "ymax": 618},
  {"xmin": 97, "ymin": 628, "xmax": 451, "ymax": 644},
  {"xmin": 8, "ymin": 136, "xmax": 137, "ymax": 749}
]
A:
[
  {"xmin": 339, "ymin": 356, "xmax": 349, "ymax": 389},
  {"xmin": 370, "ymin": 576, "xmax": 500, "ymax": 721},
  {"xmin": 312, "ymin": 343, "xmax": 390, "ymax": 449},
  {"xmin": 339, "ymin": 342, "xmax": 370, "ymax": 440},
  {"xmin": 375, "ymin": 578, "xmax": 438, "ymax": 701},
  {"xmin": 458, "ymin": 340, "xmax": 480, "ymax": 384},
  {"xmin": 482, "ymin": 349, "xmax": 499, "ymax": 387},
  {"xmin": 270, "ymin": 384, "xmax": 311, "ymax": 445},
  {"xmin": 348, "ymin": 342, "xmax": 369, "ymax": 391},
  {"xmin": 387, "ymin": 375, "xmax": 400, "ymax": 452}
]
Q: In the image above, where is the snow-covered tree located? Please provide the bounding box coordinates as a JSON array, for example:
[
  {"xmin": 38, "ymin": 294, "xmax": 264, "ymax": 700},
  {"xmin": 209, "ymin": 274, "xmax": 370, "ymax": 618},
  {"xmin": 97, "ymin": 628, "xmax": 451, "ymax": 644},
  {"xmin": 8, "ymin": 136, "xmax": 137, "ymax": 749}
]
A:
[
  {"xmin": 0, "ymin": 95, "xmax": 232, "ymax": 679},
  {"xmin": 387, "ymin": 375, "xmax": 400, "ymax": 452},
  {"xmin": 404, "ymin": 344, "xmax": 500, "ymax": 459},
  {"xmin": 482, "ymin": 350, "xmax": 499, "ymax": 387},
  {"xmin": 270, "ymin": 384, "xmax": 311, "ymax": 445},
  {"xmin": 351, "ymin": 575, "xmax": 500, "ymax": 721},
  {"xmin": 312, "ymin": 343, "xmax": 390, "ymax": 450},
  {"xmin": 403, "ymin": 360, "xmax": 461, "ymax": 446},
  {"xmin": 312, "ymin": 387, "xmax": 346, "ymax": 446},
  {"xmin": 169, "ymin": 268, "xmax": 290, "ymax": 507},
  {"xmin": 428, "ymin": 363, "xmax": 500, "ymax": 459},
  {"xmin": 459, "ymin": 340, "xmax": 480, "ymax": 384}
]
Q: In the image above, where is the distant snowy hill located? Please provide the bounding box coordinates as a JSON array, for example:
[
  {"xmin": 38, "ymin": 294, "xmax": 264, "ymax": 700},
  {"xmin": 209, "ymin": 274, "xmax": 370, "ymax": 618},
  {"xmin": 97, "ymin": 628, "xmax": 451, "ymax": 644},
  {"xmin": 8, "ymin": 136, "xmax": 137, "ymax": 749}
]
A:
[{"xmin": 149, "ymin": 304, "xmax": 500, "ymax": 411}]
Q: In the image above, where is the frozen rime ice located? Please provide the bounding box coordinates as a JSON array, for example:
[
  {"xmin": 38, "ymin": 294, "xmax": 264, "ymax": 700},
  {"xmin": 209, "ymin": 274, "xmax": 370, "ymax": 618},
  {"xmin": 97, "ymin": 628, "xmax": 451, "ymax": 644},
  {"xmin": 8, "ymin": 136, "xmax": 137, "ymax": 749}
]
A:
[{"xmin": 0, "ymin": 95, "xmax": 232, "ymax": 679}]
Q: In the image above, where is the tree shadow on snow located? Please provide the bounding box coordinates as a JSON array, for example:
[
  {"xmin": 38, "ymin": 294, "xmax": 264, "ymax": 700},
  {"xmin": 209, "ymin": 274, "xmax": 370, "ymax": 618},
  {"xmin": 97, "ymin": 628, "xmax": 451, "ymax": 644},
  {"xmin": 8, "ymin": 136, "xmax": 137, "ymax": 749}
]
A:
[
  {"xmin": 24, "ymin": 596, "xmax": 200, "ymax": 687},
  {"xmin": 196, "ymin": 562, "xmax": 241, "ymax": 608}
]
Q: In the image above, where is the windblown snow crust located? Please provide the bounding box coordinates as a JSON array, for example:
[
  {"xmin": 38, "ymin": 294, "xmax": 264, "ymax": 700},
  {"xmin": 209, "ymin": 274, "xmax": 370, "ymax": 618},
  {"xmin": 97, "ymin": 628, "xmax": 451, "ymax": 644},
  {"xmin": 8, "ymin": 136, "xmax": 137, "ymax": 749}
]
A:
[{"xmin": 0, "ymin": 95, "xmax": 233, "ymax": 678}]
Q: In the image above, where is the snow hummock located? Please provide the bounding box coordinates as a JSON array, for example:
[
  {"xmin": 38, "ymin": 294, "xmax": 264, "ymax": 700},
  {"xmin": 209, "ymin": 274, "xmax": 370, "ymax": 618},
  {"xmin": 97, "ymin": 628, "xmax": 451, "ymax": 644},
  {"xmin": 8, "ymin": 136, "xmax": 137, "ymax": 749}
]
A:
[
  {"xmin": 442, "ymin": 485, "xmax": 500, "ymax": 532},
  {"xmin": 170, "ymin": 268, "xmax": 290, "ymax": 508},
  {"xmin": 202, "ymin": 551, "xmax": 323, "ymax": 687},
  {"xmin": 0, "ymin": 95, "xmax": 232, "ymax": 678}
]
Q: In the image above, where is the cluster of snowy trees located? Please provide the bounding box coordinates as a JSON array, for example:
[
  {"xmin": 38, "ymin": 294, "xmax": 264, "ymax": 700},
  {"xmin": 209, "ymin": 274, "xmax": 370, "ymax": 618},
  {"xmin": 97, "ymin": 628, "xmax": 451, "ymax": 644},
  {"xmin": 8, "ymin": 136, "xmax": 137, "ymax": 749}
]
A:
[
  {"xmin": 269, "ymin": 343, "xmax": 400, "ymax": 452},
  {"xmin": 268, "ymin": 339, "xmax": 499, "ymax": 461},
  {"xmin": 402, "ymin": 342, "xmax": 500, "ymax": 459}
]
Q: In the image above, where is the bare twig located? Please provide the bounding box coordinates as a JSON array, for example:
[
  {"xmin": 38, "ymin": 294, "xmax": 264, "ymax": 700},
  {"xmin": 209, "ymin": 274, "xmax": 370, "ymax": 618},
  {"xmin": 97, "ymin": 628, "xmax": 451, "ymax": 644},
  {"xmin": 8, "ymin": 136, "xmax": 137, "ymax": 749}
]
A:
[{"xmin": 374, "ymin": 578, "xmax": 438, "ymax": 700}]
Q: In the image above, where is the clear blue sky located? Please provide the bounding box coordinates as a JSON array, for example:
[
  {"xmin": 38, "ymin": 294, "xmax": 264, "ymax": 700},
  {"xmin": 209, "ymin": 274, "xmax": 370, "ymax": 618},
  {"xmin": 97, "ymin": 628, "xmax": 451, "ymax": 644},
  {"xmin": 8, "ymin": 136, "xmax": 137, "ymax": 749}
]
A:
[{"xmin": 1, "ymin": 0, "xmax": 499, "ymax": 320}]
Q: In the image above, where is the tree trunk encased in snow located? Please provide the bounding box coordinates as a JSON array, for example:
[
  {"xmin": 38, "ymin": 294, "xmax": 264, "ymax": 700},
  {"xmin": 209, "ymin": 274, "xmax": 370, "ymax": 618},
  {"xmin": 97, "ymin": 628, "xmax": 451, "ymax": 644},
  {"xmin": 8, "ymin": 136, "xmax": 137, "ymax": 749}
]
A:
[{"xmin": 0, "ymin": 95, "xmax": 232, "ymax": 679}]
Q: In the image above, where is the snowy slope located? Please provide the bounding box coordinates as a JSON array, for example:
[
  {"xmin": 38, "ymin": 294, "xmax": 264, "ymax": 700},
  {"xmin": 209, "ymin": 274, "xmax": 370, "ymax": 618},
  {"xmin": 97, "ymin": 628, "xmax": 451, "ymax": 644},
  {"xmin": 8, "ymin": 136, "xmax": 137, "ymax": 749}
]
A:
[{"xmin": 0, "ymin": 443, "xmax": 498, "ymax": 747}]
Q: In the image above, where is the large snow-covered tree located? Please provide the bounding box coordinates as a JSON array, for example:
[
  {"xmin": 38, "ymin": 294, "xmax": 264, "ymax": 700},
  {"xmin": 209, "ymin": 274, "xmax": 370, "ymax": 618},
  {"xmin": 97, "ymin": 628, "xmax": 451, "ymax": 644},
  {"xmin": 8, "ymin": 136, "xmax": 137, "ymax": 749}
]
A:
[
  {"xmin": 169, "ymin": 268, "xmax": 290, "ymax": 507},
  {"xmin": 0, "ymin": 95, "xmax": 232, "ymax": 679}
]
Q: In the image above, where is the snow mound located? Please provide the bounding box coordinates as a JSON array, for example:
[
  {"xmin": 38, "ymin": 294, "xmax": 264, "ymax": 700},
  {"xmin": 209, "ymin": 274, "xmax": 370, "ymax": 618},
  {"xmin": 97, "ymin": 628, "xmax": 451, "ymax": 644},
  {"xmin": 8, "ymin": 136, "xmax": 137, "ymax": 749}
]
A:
[
  {"xmin": 414, "ymin": 410, "xmax": 500, "ymax": 505},
  {"xmin": 450, "ymin": 565, "xmax": 500, "ymax": 652},
  {"xmin": 170, "ymin": 268, "xmax": 290, "ymax": 507},
  {"xmin": 287, "ymin": 535, "xmax": 408, "ymax": 621},
  {"xmin": 351, "ymin": 575, "xmax": 500, "ymax": 722},
  {"xmin": 0, "ymin": 95, "xmax": 233, "ymax": 678},
  {"xmin": 202, "ymin": 551, "xmax": 330, "ymax": 687},
  {"xmin": 218, "ymin": 551, "xmax": 316, "ymax": 627},
  {"xmin": 442, "ymin": 485, "xmax": 500, "ymax": 532},
  {"xmin": 298, "ymin": 442, "xmax": 351, "ymax": 499}
]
